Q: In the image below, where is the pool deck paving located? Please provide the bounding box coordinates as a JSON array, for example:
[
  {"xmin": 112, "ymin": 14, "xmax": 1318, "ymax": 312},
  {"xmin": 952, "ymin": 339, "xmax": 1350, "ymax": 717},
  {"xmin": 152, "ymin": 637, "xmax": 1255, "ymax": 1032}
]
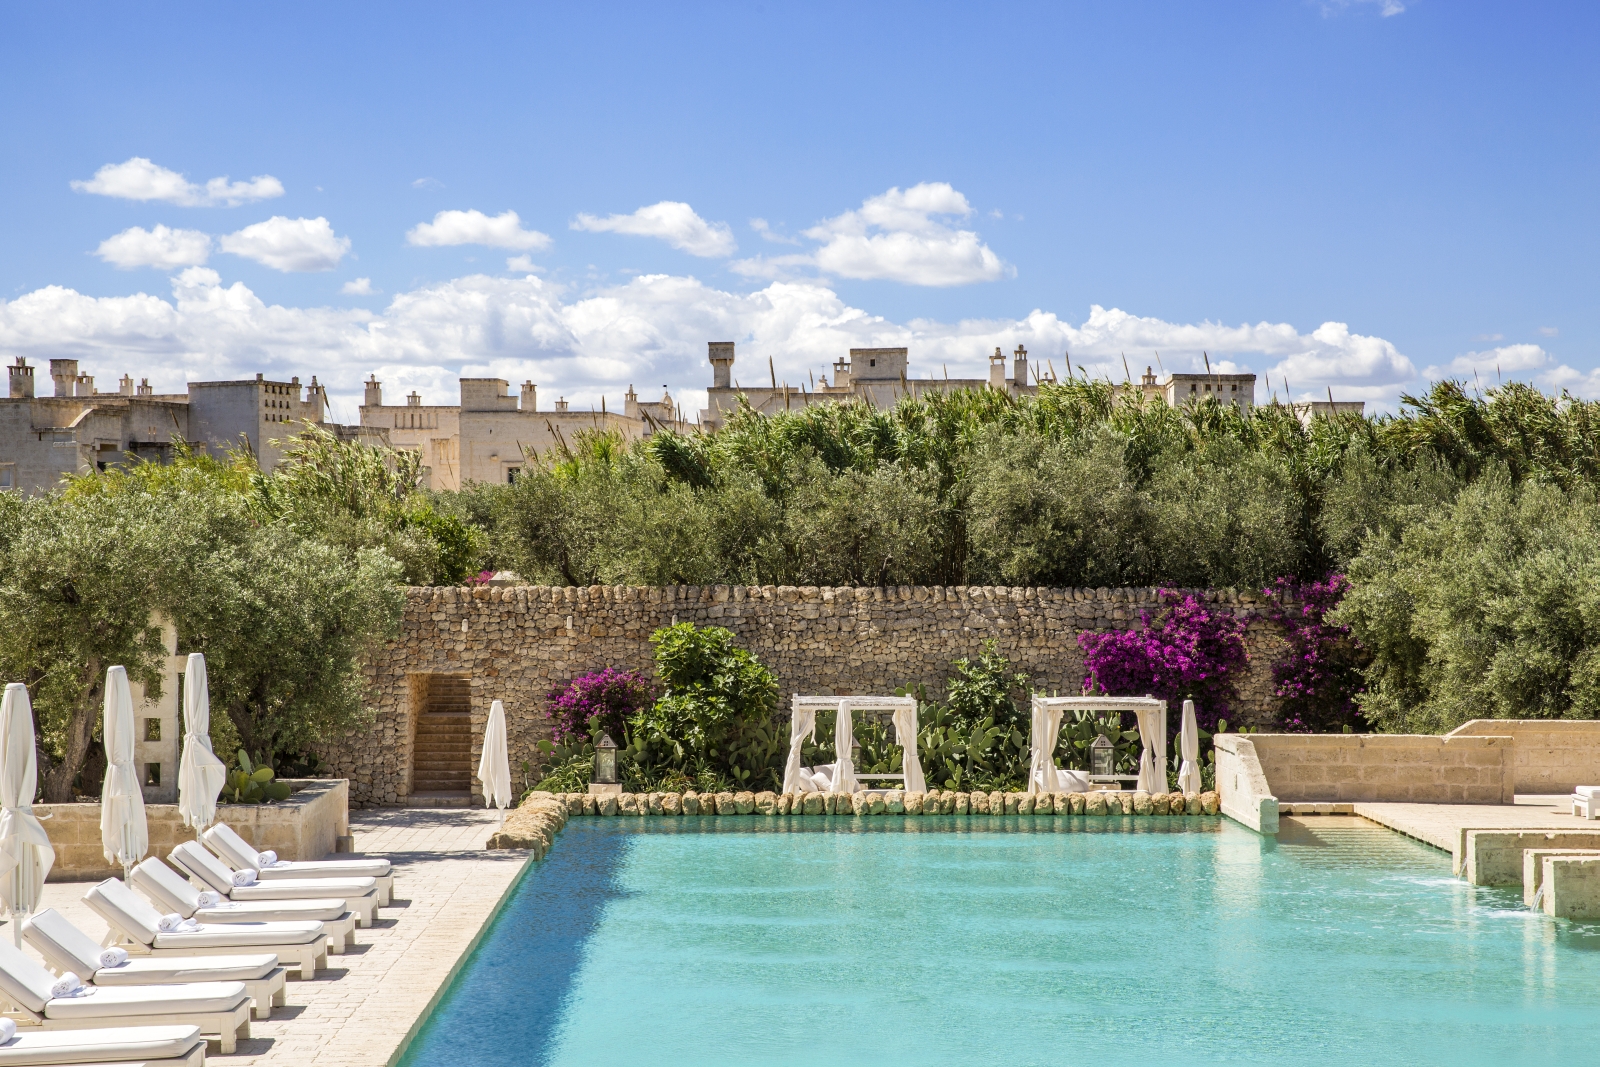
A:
[
  {"xmin": 17, "ymin": 806, "xmax": 527, "ymax": 1066},
  {"xmin": 1354, "ymin": 794, "xmax": 1582, "ymax": 855}
]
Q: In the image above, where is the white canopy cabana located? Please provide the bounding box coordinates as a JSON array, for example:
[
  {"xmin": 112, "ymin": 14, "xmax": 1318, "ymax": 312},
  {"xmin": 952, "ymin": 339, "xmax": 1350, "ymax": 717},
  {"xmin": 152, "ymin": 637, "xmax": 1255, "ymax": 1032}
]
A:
[
  {"xmin": 782, "ymin": 696, "xmax": 924, "ymax": 794},
  {"xmin": 1027, "ymin": 695, "xmax": 1168, "ymax": 794}
]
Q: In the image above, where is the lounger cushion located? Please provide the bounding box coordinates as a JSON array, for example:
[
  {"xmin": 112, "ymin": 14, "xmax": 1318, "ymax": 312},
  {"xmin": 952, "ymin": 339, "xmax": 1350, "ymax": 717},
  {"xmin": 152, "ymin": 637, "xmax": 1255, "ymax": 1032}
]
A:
[
  {"xmin": 92, "ymin": 954, "xmax": 279, "ymax": 985},
  {"xmin": 225, "ymin": 879, "xmax": 375, "ymax": 901},
  {"xmin": 24, "ymin": 909, "xmax": 112, "ymax": 977},
  {"xmin": 42, "ymin": 981, "xmax": 247, "ymax": 1020},
  {"xmin": 129, "ymin": 859, "xmax": 206, "ymax": 917},
  {"xmin": 195, "ymin": 899, "xmax": 348, "ymax": 922},
  {"xmin": 205, "ymin": 824, "xmax": 390, "ymax": 878},
  {"xmin": 0, "ymin": 1024, "xmax": 202, "ymax": 1065},
  {"xmin": 151, "ymin": 921, "xmax": 324, "ymax": 950},
  {"xmin": 0, "ymin": 939, "xmax": 60, "ymax": 1013},
  {"xmin": 85, "ymin": 880, "xmax": 165, "ymax": 946},
  {"xmin": 1575, "ymin": 786, "xmax": 1600, "ymax": 800}
]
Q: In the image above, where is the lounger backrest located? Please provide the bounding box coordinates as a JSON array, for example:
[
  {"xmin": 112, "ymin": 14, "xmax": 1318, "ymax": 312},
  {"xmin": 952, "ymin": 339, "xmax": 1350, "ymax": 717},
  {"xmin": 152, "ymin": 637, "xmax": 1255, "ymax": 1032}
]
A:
[
  {"xmin": 203, "ymin": 823, "xmax": 262, "ymax": 872},
  {"xmin": 130, "ymin": 856, "xmax": 202, "ymax": 917},
  {"xmin": 84, "ymin": 878, "xmax": 163, "ymax": 946},
  {"xmin": 21, "ymin": 908, "xmax": 102, "ymax": 976},
  {"xmin": 0, "ymin": 935, "xmax": 58, "ymax": 1015},
  {"xmin": 169, "ymin": 840, "xmax": 236, "ymax": 894}
]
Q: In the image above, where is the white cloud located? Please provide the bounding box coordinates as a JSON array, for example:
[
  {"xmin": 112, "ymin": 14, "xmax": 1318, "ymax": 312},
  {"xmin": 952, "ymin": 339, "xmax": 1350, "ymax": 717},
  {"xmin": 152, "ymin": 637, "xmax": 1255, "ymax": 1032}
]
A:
[
  {"xmin": 218, "ymin": 216, "xmax": 350, "ymax": 272},
  {"xmin": 71, "ymin": 157, "xmax": 284, "ymax": 206},
  {"xmin": 1426, "ymin": 343, "xmax": 1548, "ymax": 380},
  {"xmin": 1539, "ymin": 326, "xmax": 1559, "ymax": 337},
  {"xmin": 750, "ymin": 218, "xmax": 799, "ymax": 245},
  {"xmin": 412, "ymin": 177, "xmax": 444, "ymax": 191},
  {"xmin": 1320, "ymin": 0, "xmax": 1405, "ymax": 16},
  {"xmin": 407, "ymin": 209, "xmax": 551, "ymax": 251},
  {"xmin": 572, "ymin": 202, "xmax": 736, "ymax": 258},
  {"xmin": 94, "ymin": 225, "xmax": 212, "ymax": 270},
  {"xmin": 505, "ymin": 255, "xmax": 544, "ymax": 273},
  {"xmin": 734, "ymin": 183, "xmax": 1008, "ymax": 287},
  {"xmin": 0, "ymin": 269, "xmax": 1441, "ymax": 422},
  {"xmin": 341, "ymin": 277, "xmax": 378, "ymax": 295}
]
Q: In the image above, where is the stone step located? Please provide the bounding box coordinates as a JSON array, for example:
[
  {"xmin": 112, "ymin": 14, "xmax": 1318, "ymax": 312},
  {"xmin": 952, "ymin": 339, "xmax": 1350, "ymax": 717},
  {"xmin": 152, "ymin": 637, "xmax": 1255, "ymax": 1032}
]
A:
[
  {"xmin": 405, "ymin": 791, "xmax": 473, "ymax": 808},
  {"xmin": 413, "ymin": 775, "xmax": 471, "ymax": 790},
  {"xmin": 413, "ymin": 759, "xmax": 471, "ymax": 772}
]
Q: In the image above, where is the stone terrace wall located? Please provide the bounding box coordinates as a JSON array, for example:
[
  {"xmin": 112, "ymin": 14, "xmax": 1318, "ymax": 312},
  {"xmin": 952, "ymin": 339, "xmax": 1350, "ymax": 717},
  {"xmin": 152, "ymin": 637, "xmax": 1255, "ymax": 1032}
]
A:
[
  {"xmin": 328, "ymin": 584, "xmax": 1289, "ymax": 807},
  {"xmin": 1446, "ymin": 720, "xmax": 1600, "ymax": 794}
]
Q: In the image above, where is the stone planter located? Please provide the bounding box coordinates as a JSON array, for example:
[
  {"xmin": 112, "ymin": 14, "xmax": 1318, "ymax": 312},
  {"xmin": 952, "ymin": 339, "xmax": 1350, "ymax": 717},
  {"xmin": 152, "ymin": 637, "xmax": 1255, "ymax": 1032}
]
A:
[{"xmin": 41, "ymin": 778, "xmax": 350, "ymax": 882}]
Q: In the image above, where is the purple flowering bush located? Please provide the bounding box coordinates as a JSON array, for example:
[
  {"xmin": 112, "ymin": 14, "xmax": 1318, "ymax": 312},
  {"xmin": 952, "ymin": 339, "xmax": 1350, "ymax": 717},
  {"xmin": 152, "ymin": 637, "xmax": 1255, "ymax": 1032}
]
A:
[
  {"xmin": 1262, "ymin": 574, "xmax": 1367, "ymax": 733},
  {"xmin": 545, "ymin": 667, "xmax": 655, "ymax": 744},
  {"xmin": 1078, "ymin": 589, "xmax": 1248, "ymax": 732}
]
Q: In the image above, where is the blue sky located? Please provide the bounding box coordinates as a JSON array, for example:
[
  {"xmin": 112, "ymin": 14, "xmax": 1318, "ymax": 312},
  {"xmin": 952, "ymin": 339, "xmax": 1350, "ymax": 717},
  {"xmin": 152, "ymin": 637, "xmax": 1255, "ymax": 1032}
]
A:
[{"xmin": 2, "ymin": 1, "xmax": 1596, "ymax": 419}]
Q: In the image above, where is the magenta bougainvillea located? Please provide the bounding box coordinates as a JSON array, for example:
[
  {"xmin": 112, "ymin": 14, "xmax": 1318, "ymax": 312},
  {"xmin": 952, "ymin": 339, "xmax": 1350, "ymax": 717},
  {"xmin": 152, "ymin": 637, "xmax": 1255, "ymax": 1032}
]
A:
[
  {"xmin": 545, "ymin": 667, "xmax": 655, "ymax": 744},
  {"xmin": 1077, "ymin": 589, "xmax": 1248, "ymax": 731},
  {"xmin": 1262, "ymin": 574, "xmax": 1367, "ymax": 733}
]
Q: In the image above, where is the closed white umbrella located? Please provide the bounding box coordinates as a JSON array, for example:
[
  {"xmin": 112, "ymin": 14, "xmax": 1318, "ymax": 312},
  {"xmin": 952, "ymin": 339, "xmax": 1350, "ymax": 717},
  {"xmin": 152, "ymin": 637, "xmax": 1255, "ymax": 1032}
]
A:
[
  {"xmin": 476, "ymin": 699, "xmax": 513, "ymax": 818},
  {"xmin": 1134, "ymin": 706, "xmax": 1162, "ymax": 793},
  {"xmin": 1177, "ymin": 698, "xmax": 1202, "ymax": 795},
  {"xmin": 177, "ymin": 653, "xmax": 227, "ymax": 836},
  {"xmin": 0, "ymin": 683, "xmax": 54, "ymax": 947},
  {"xmin": 833, "ymin": 700, "xmax": 856, "ymax": 794},
  {"xmin": 100, "ymin": 666, "xmax": 148, "ymax": 879}
]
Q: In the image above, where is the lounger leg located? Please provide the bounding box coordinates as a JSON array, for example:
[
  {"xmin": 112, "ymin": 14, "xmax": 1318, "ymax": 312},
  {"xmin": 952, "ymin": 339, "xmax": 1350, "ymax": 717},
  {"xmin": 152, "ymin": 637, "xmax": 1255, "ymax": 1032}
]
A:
[{"xmin": 274, "ymin": 984, "xmax": 287, "ymax": 1007}]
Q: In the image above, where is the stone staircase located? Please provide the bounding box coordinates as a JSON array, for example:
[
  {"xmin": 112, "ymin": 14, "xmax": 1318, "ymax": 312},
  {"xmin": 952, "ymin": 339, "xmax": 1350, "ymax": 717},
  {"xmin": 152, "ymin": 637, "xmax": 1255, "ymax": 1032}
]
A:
[{"xmin": 409, "ymin": 676, "xmax": 473, "ymax": 807}]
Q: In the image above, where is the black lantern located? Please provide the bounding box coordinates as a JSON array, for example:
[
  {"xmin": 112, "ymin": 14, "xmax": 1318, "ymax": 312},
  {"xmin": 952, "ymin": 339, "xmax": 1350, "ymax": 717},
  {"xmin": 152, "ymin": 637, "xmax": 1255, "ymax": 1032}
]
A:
[
  {"xmin": 1089, "ymin": 733, "xmax": 1115, "ymax": 779},
  {"xmin": 593, "ymin": 733, "xmax": 619, "ymax": 785}
]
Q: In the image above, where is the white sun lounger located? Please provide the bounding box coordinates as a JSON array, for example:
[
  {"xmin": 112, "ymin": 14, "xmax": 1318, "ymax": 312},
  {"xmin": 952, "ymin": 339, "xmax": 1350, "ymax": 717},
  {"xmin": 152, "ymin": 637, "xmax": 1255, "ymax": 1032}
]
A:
[
  {"xmin": 203, "ymin": 823, "xmax": 393, "ymax": 905},
  {"xmin": 84, "ymin": 879, "xmax": 328, "ymax": 981},
  {"xmin": 168, "ymin": 843, "xmax": 380, "ymax": 929},
  {"xmin": 1573, "ymin": 785, "xmax": 1600, "ymax": 820},
  {"xmin": 0, "ymin": 939, "xmax": 250, "ymax": 1054},
  {"xmin": 0, "ymin": 1023, "xmax": 207, "ymax": 1066},
  {"xmin": 130, "ymin": 859, "xmax": 355, "ymax": 955},
  {"xmin": 23, "ymin": 908, "xmax": 286, "ymax": 1021}
]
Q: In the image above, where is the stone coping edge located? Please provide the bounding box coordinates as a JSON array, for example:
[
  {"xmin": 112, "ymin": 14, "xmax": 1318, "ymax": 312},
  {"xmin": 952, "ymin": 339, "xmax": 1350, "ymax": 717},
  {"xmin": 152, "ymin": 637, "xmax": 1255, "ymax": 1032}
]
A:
[{"xmin": 533, "ymin": 788, "xmax": 1222, "ymax": 820}]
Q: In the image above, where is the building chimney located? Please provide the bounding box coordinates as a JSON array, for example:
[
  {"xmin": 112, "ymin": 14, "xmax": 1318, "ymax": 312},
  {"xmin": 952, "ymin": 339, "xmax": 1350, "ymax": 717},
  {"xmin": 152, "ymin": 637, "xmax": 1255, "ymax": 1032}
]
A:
[
  {"xmin": 136, "ymin": 378, "xmax": 153, "ymax": 397},
  {"xmin": 407, "ymin": 390, "xmax": 421, "ymax": 407},
  {"xmin": 988, "ymin": 347, "xmax": 1006, "ymax": 390},
  {"xmin": 1012, "ymin": 345, "xmax": 1028, "ymax": 389},
  {"xmin": 75, "ymin": 373, "xmax": 95, "ymax": 397},
  {"xmin": 119, "ymin": 374, "xmax": 134, "ymax": 396},
  {"xmin": 520, "ymin": 381, "xmax": 537, "ymax": 411},
  {"xmin": 363, "ymin": 374, "xmax": 382, "ymax": 408},
  {"xmin": 8, "ymin": 358, "xmax": 34, "ymax": 399},
  {"xmin": 833, "ymin": 356, "xmax": 850, "ymax": 389},
  {"xmin": 554, "ymin": 396, "xmax": 569, "ymax": 413},
  {"xmin": 624, "ymin": 384, "xmax": 638, "ymax": 417},
  {"xmin": 708, "ymin": 342, "xmax": 735, "ymax": 389},
  {"xmin": 50, "ymin": 359, "xmax": 78, "ymax": 397},
  {"xmin": 306, "ymin": 376, "xmax": 326, "ymax": 422}
]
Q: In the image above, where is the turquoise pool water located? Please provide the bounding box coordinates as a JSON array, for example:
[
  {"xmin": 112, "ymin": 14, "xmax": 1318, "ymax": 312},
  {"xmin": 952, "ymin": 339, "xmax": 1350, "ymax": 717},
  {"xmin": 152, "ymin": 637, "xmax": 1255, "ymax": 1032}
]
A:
[{"xmin": 399, "ymin": 816, "xmax": 1600, "ymax": 1066}]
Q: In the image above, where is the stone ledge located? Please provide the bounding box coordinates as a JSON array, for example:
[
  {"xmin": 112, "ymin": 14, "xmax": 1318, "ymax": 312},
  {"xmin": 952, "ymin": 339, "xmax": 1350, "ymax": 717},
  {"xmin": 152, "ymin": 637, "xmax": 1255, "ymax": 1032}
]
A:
[{"xmin": 540, "ymin": 788, "xmax": 1220, "ymax": 819}]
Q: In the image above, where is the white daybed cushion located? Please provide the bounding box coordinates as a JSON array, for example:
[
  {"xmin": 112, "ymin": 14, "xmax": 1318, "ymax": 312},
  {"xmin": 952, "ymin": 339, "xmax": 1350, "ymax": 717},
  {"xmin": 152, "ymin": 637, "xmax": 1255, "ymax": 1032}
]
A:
[
  {"xmin": 170, "ymin": 842, "xmax": 375, "ymax": 899},
  {"xmin": 41, "ymin": 981, "xmax": 247, "ymax": 1021},
  {"xmin": 1575, "ymin": 786, "xmax": 1600, "ymax": 800},
  {"xmin": 205, "ymin": 824, "xmax": 390, "ymax": 878},
  {"xmin": 25, "ymin": 913, "xmax": 279, "ymax": 986},
  {"xmin": 0, "ymin": 938, "xmax": 60, "ymax": 1013},
  {"xmin": 152, "ymin": 921, "xmax": 325, "ymax": 950},
  {"xmin": 0, "ymin": 1024, "xmax": 202, "ymax": 1065}
]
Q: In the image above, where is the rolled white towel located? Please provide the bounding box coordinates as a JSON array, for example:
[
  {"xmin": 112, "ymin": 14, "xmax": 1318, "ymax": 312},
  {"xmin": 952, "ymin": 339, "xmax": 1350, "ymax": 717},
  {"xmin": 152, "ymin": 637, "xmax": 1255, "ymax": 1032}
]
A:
[
  {"xmin": 196, "ymin": 890, "xmax": 224, "ymax": 907},
  {"xmin": 157, "ymin": 913, "xmax": 186, "ymax": 933},
  {"xmin": 258, "ymin": 849, "xmax": 281, "ymax": 866},
  {"xmin": 50, "ymin": 972, "xmax": 93, "ymax": 999},
  {"xmin": 231, "ymin": 868, "xmax": 258, "ymax": 887},
  {"xmin": 0, "ymin": 1017, "xmax": 15, "ymax": 1042},
  {"xmin": 98, "ymin": 946, "xmax": 129, "ymax": 969}
]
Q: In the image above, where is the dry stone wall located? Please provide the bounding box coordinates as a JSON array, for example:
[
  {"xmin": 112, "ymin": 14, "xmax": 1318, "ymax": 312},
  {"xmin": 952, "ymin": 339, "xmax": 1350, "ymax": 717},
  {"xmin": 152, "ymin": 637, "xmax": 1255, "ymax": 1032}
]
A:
[{"xmin": 329, "ymin": 584, "xmax": 1290, "ymax": 807}]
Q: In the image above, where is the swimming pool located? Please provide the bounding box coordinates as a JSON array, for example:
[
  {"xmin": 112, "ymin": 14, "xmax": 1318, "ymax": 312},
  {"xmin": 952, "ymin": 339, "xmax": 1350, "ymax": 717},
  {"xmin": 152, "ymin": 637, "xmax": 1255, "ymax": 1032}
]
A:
[{"xmin": 399, "ymin": 816, "xmax": 1600, "ymax": 1066}]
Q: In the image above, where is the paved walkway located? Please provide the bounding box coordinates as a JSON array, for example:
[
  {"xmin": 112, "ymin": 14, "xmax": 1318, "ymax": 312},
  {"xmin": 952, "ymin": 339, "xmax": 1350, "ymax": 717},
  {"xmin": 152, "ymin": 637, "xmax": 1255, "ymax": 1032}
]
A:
[
  {"xmin": 1355, "ymin": 794, "xmax": 1582, "ymax": 854},
  {"xmin": 22, "ymin": 807, "xmax": 525, "ymax": 1066}
]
